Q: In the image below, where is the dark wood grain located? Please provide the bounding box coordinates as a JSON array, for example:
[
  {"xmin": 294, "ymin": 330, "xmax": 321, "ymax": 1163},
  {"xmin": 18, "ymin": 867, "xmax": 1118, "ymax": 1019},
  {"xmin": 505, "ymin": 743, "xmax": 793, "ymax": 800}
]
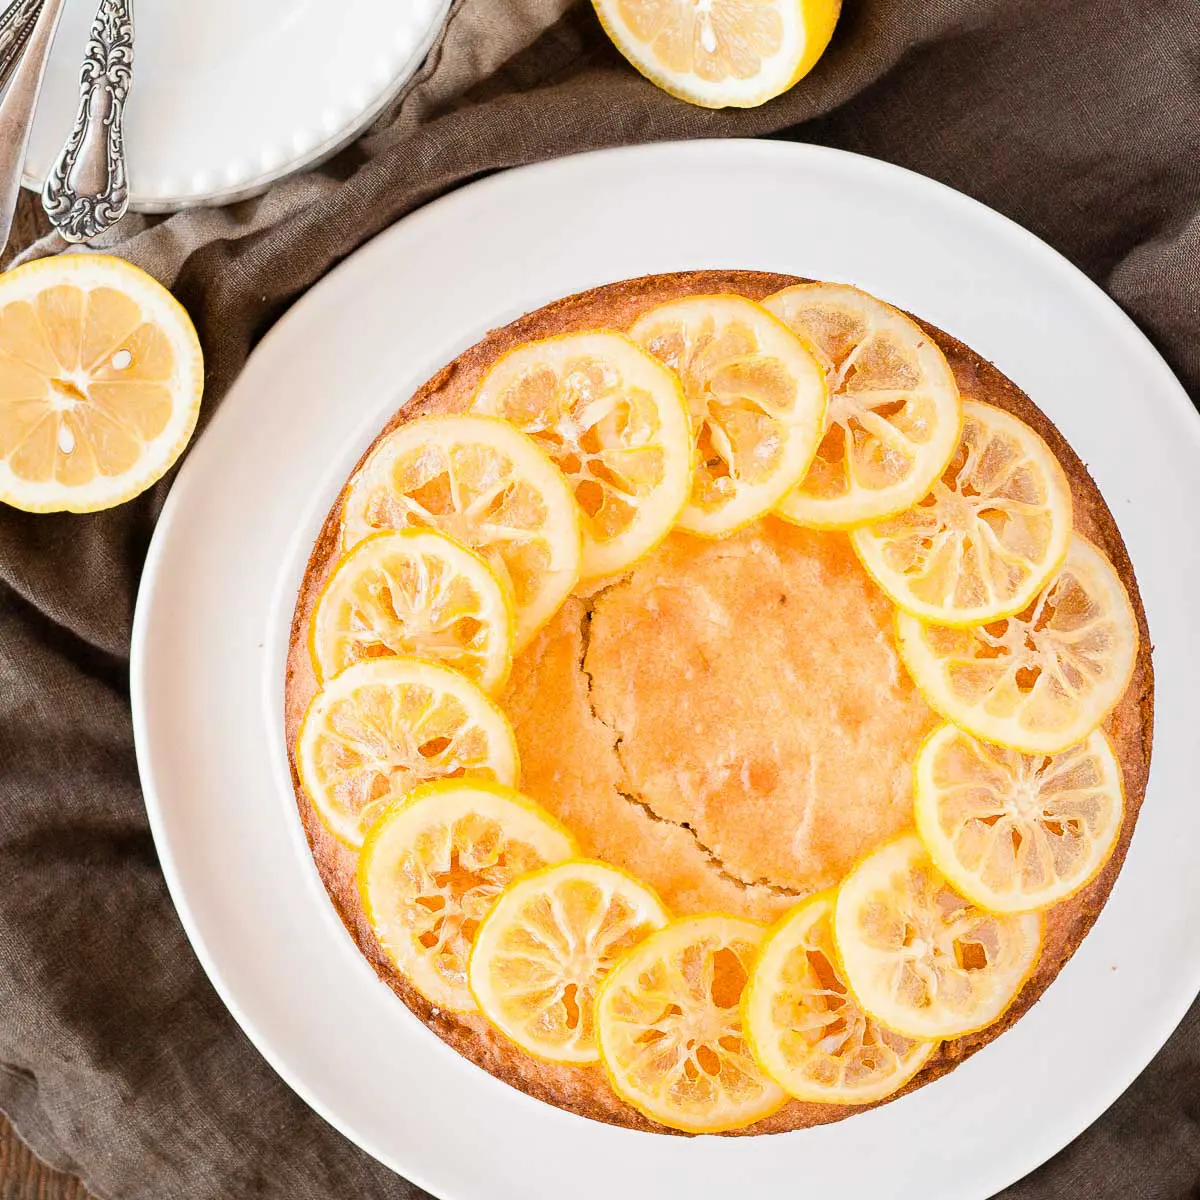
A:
[{"xmin": 1, "ymin": 187, "xmax": 98, "ymax": 1200}]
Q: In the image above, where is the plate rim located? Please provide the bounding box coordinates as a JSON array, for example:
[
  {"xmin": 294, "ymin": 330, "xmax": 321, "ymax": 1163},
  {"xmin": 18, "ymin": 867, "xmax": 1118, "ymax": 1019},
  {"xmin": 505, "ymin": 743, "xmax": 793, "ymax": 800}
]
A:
[
  {"xmin": 20, "ymin": 0, "xmax": 453, "ymax": 212},
  {"xmin": 131, "ymin": 137, "xmax": 1200, "ymax": 1199}
]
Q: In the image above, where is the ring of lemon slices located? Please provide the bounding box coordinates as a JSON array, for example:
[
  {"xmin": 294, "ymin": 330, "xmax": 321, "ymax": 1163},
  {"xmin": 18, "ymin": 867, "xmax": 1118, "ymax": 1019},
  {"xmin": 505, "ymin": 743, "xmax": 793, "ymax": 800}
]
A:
[{"xmin": 294, "ymin": 283, "xmax": 1142, "ymax": 1133}]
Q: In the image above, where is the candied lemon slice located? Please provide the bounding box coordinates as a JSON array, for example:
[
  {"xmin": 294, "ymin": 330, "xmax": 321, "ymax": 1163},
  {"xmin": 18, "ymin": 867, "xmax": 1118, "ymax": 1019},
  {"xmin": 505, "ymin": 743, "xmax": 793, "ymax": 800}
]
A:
[
  {"xmin": 595, "ymin": 914, "xmax": 786, "ymax": 1132},
  {"xmin": 469, "ymin": 859, "xmax": 669, "ymax": 1063},
  {"xmin": 591, "ymin": 0, "xmax": 841, "ymax": 110},
  {"xmin": 295, "ymin": 657, "xmax": 519, "ymax": 849},
  {"xmin": 914, "ymin": 724, "xmax": 1125, "ymax": 913},
  {"xmin": 0, "ymin": 254, "xmax": 203, "ymax": 513},
  {"xmin": 743, "ymin": 891, "xmax": 938, "ymax": 1104},
  {"xmin": 896, "ymin": 537, "xmax": 1139, "ymax": 754},
  {"xmin": 833, "ymin": 833, "xmax": 1042, "ymax": 1040},
  {"xmin": 341, "ymin": 414, "xmax": 582, "ymax": 650},
  {"xmin": 629, "ymin": 295, "xmax": 827, "ymax": 537},
  {"xmin": 309, "ymin": 529, "xmax": 514, "ymax": 692},
  {"xmin": 471, "ymin": 332, "xmax": 693, "ymax": 581},
  {"xmin": 763, "ymin": 283, "xmax": 961, "ymax": 529},
  {"xmin": 359, "ymin": 780, "xmax": 576, "ymax": 1012},
  {"xmin": 852, "ymin": 401, "xmax": 1073, "ymax": 624}
]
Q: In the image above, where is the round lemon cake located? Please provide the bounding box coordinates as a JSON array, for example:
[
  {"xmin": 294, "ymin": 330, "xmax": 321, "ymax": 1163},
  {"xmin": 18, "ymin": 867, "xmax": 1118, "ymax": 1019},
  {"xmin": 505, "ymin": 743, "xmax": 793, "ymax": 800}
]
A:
[{"xmin": 285, "ymin": 270, "xmax": 1153, "ymax": 1134}]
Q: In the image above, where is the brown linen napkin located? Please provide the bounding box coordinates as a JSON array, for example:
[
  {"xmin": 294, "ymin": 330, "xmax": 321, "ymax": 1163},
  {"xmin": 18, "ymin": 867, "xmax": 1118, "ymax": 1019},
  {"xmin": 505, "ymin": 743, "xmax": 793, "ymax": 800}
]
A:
[{"xmin": 2, "ymin": 1, "xmax": 1199, "ymax": 1197}]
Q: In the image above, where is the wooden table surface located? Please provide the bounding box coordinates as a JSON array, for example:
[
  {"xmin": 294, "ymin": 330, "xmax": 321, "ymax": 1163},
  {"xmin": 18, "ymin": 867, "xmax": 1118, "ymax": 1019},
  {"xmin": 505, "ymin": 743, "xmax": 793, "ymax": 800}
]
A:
[{"xmin": 2, "ymin": 189, "xmax": 99, "ymax": 1200}]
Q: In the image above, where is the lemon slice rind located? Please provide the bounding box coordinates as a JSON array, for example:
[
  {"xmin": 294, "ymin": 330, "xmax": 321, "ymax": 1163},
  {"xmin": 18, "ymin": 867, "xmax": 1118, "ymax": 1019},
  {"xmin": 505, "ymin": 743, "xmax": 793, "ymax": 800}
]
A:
[
  {"xmin": 468, "ymin": 858, "xmax": 670, "ymax": 1063},
  {"xmin": 851, "ymin": 400, "xmax": 1074, "ymax": 626},
  {"xmin": 914, "ymin": 723, "xmax": 1125, "ymax": 914},
  {"xmin": 764, "ymin": 283, "xmax": 962, "ymax": 530},
  {"xmin": 595, "ymin": 913, "xmax": 788, "ymax": 1133},
  {"xmin": 308, "ymin": 528, "xmax": 515, "ymax": 692},
  {"xmin": 744, "ymin": 889, "xmax": 939, "ymax": 1105},
  {"xmin": 471, "ymin": 331, "xmax": 694, "ymax": 582},
  {"xmin": 0, "ymin": 255, "xmax": 204, "ymax": 514},
  {"xmin": 295, "ymin": 656, "xmax": 520, "ymax": 850},
  {"xmin": 629, "ymin": 294, "xmax": 827, "ymax": 538},
  {"xmin": 358, "ymin": 779, "xmax": 577, "ymax": 1012},
  {"xmin": 896, "ymin": 536, "xmax": 1140, "ymax": 755}
]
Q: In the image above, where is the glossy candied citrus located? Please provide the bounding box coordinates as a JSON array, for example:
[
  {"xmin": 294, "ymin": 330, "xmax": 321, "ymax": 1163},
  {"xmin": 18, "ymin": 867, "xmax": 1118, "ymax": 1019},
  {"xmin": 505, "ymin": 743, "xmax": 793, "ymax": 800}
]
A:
[
  {"xmin": 296, "ymin": 657, "xmax": 519, "ymax": 849},
  {"xmin": 914, "ymin": 724, "xmax": 1125, "ymax": 913},
  {"xmin": 359, "ymin": 780, "xmax": 576, "ymax": 1011},
  {"xmin": 595, "ymin": 914, "xmax": 787, "ymax": 1132},
  {"xmin": 896, "ymin": 537, "xmax": 1139, "ymax": 754},
  {"xmin": 0, "ymin": 254, "xmax": 203, "ymax": 512},
  {"xmin": 629, "ymin": 294, "xmax": 826, "ymax": 537},
  {"xmin": 833, "ymin": 833, "xmax": 1042, "ymax": 1040},
  {"xmin": 340, "ymin": 414, "xmax": 582, "ymax": 650},
  {"xmin": 468, "ymin": 859, "xmax": 669, "ymax": 1062},
  {"xmin": 471, "ymin": 332, "xmax": 693, "ymax": 581},
  {"xmin": 763, "ymin": 283, "xmax": 961, "ymax": 529},
  {"xmin": 309, "ymin": 528, "xmax": 514, "ymax": 692},
  {"xmin": 743, "ymin": 890, "xmax": 938, "ymax": 1104},
  {"xmin": 591, "ymin": 0, "xmax": 841, "ymax": 110},
  {"xmin": 852, "ymin": 400, "xmax": 1073, "ymax": 625}
]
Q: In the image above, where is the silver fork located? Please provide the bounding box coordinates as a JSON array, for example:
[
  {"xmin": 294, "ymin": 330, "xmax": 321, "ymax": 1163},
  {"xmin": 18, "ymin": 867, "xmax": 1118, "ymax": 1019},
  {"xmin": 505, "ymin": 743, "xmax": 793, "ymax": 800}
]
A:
[
  {"xmin": 42, "ymin": 0, "xmax": 134, "ymax": 242},
  {"xmin": 0, "ymin": 0, "xmax": 43, "ymax": 85},
  {"xmin": 0, "ymin": 0, "xmax": 66, "ymax": 254}
]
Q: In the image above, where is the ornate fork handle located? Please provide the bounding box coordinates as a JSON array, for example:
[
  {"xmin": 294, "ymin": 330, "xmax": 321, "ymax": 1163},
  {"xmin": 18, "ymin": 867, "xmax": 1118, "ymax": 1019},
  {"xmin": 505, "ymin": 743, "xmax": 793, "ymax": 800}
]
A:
[{"xmin": 42, "ymin": 0, "xmax": 134, "ymax": 243}]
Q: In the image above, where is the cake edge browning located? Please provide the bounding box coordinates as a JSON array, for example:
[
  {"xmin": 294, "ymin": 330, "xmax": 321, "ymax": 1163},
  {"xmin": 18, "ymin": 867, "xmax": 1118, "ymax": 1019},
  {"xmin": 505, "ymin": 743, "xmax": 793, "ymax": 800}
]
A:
[{"xmin": 282, "ymin": 270, "xmax": 1154, "ymax": 1135}]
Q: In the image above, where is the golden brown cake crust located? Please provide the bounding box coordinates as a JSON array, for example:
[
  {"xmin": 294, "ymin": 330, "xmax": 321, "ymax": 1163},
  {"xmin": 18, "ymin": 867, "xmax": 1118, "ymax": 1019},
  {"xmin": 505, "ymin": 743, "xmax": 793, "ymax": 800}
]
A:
[{"xmin": 284, "ymin": 271, "xmax": 1154, "ymax": 1135}]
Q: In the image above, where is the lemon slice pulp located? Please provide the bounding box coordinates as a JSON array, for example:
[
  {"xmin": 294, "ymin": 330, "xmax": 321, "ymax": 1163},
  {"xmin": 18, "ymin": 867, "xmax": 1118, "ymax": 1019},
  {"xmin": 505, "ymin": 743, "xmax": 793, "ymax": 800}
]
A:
[
  {"xmin": 744, "ymin": 890, "xmax": 938, "ymax": 1104},
  {"xmin": 833, "ymin": 833, "xmax": 1042, "ymax": 1040},
  {"xmin": 595, "ymin": 914, "xmax": 786, "ymax": 1132},
  {"xmin": 914, "ymin": 724, "xmax": 1125, "ymax": 913},
  {"xmin": 629, "ymin": 294, "xmax": 827, "ymax": 537},
  {"xmin": 359, "ymin": 780, "xmax": 576, "ymax": 1011},
  {"xmin": 896, "ymin": 536, "xmax": 1139, "ymax": 754},
  {"xmin": 763, "ymin": 283, "xmax": 962, "ymax": 529},
  {"xmin": 0, "ymin": 255, "xmax": 203, "ymax": 513},
  {"xmin": 295, "ymin": 657, "xmax": 519, "ymax": 849},
  {"xmin": 340, "ymin": 414, "xmax": 582, "ymax": 651},
  {"xmin": 472, "ymin": 332, "xmax": 693, "ymax": 581},
  {"xmin": 591, "ymin": 0, "xmax": 841, "ymax": 110},
  {"xmin": 469, "ymin": 859, "xmax": 669, "ymax": 1062},
  {"xmin": 852, "ymin": 400, "xmax": 1073, "ymax": 624},
  {"xmin": 309, "ymin": 528, "xmax": 515, "ymax": 692}
]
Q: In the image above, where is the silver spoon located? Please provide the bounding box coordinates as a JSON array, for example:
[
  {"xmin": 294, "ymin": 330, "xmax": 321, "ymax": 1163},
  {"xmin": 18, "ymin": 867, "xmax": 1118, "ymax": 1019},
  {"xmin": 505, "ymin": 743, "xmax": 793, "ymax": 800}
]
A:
[
  {"xmin": 42, "ymin": 0, "xmax": 133, "ymax": 243},
  {"xmin": 0, "ymin": 0, "xmax": 65, "ymax": 254}
]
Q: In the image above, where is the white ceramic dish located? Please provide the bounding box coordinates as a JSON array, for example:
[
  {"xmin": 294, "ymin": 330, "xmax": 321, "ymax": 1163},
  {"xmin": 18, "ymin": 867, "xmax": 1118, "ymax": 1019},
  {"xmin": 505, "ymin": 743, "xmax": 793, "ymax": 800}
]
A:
[
  {"xmin": 131, "ymin": 140, "xmax": 1200, "ymax": 1199},
  {"xmin": 22, "ymin": 0, "xmax": 450, "ymax": 211}
]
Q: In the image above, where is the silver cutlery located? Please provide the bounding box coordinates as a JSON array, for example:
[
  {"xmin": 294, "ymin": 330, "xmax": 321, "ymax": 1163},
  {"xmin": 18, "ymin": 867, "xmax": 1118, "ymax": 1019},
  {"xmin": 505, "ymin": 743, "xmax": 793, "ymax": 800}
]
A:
[
  {"xmin": 0, "ymin": 0, "xmax": 65, "ymax": 254},
  {"xmin": 42, "ymin": 0, "xmax": 133, "ymax": 243},
  {"xmin": 0, "ymin": 0, "xmax": 43, "ymax": 87}
]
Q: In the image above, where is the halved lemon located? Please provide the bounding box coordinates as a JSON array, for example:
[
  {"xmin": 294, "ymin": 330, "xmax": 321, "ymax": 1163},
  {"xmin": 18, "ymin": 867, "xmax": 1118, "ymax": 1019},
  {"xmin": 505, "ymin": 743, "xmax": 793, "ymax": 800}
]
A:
[
  {"xmin": 896, "ymin": 537, "xmax": 1139, "ymax": 754},
  {"xmin": 914, "ymin": 724, "xmax": 1125, "ymax": 913},
  {"xmin": 629, "ymin": 295, "xmax": 827, "ymax": 537},
  {"xmin": 359, "ymin": 780, "xmax": 576, "ymax": 1012},
  {"xmin": 743, "ymin": 891, "xmax": 938, "ymax": 1104},
  {"xmin": 592, "ymin": 0, "xmax": 841, "ymax": 110},
  {"xmin": 763, "ymin": 283, "xmax": 961, "ymax": 529},
  {"xmin": 295, "ymin": 657, "xmax": 519, "ymax": 849},
  {"xmin": 340, "ymin": 414, "xmax": 582, "ymax": 650},
  {"xmin": 833, "ymin": 833, "xmax": 1042, "ymax": 1040},
  {"xmin": 471, "ymin": 332, "xmax": 693, "ymax": 581},
  {"xmin": 595, "ymin": 914, "xmax": 787, "ymax": 1132},
  {"xmin": 468, "ymin": 859, "xmax": 670, "ymax": 1063},
  {"xmin": 851, "ymin": 401, "xmax": 1073, "ymax": 625},
  {"xmin": 309, "ymin": 529, "xmax": 514, "ymax": 692},
  {"xmin": 0, "ymin": 254, "xmax": 204, "ymax": 513}
]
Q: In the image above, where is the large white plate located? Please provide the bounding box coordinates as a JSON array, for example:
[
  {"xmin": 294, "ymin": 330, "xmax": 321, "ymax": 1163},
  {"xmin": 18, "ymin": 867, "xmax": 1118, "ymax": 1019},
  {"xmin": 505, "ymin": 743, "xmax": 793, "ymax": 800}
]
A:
[
  {"xmin": 23, "ymin": 0, "xmax": 450, "ymax": 210},
  {"xmin": 131, "ymin": 140, "xmax": 1200, "ymax": 1199}
]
